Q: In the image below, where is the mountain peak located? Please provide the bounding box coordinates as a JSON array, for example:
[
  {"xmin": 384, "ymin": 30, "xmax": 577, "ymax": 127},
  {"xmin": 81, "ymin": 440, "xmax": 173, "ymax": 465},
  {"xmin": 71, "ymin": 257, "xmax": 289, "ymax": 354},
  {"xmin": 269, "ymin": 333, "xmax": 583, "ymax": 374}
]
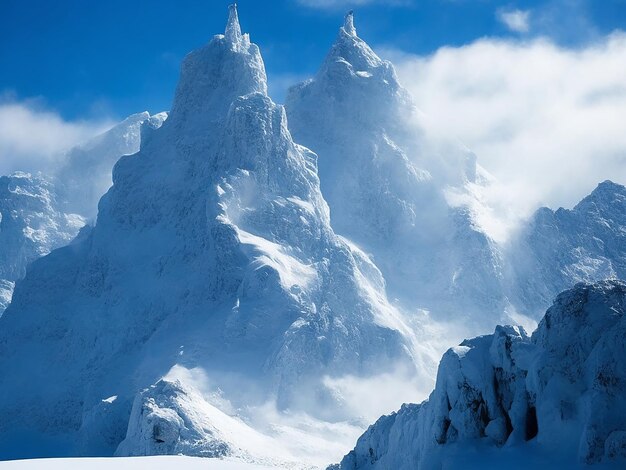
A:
[
  {"xmin": 594, "ymin": 179, "xmax": 625, "ymax": 195},
  {"xmin": 572, "ymin": 179, "xmax": 626, "ymax": 214},
  {"xmin": 343, "ymin": 10, "xmax": 357, "ymax": 37},
  {"xmin": 225, "ymin": 4, "xmax": 242, "ymax": 45},
  {"xmin": 166, "ymin": 4, "xmax": 267, "ymax": 137}
]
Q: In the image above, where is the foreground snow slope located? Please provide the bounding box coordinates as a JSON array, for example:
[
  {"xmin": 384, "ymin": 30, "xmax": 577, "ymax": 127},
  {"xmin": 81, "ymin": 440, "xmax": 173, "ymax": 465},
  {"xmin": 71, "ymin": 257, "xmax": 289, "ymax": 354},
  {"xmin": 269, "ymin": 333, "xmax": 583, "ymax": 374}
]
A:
[
  {"xmin": 286, "ymin": 12, "xmax": 506, "ymax": 329},
  {"xmin": 335, "ymin": 280, "xmax": 626, "ymax": 469},
  {"xmin": 0, "ymin": 457, "xmax": 274, "ymax": 470},
  {"xmin": 0, "ymin": 6, "xmax": 425, "ymax": 464}
]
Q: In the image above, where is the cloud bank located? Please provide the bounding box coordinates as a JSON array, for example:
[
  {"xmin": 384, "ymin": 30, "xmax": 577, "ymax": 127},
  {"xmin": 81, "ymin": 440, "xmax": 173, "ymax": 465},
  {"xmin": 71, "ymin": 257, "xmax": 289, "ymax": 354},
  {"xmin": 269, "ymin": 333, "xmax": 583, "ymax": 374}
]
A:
[
  {"xmin": 0, "ymin": 97, "xmax": 115, "ymax": 176},
  {"xmin": 386, "ymin": 32, "xmax": 626, "ymax": 230},
  {"xmin": 497, "ymin": 8, "xmax": 531, "ymax": 33}
]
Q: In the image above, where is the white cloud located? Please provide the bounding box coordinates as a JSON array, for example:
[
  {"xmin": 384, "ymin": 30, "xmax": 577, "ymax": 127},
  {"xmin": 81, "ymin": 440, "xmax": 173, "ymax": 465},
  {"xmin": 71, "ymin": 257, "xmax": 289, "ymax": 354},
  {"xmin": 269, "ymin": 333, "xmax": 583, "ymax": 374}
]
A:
[
  {"xmin": 497, "ymin": 8, "xmax": 531, "ymax": 33},
  {"xmin": 384, "ymin": 32, "xmax": 626, "ymax": 229},
  {"xmin": 0, "ymin": 97, "xmax": 115, "ymax": 176}
]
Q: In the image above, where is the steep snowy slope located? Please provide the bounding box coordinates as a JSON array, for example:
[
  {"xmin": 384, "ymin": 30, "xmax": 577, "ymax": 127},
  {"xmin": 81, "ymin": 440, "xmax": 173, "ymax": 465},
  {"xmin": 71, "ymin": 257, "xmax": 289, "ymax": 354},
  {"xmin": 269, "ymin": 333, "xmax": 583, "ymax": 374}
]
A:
[
  {"xmin": 286, "ymin": 13, "xmax": 506, "ymax": 329},
  {"xmin": 335, "ymin": 280, "xmax": 626, "ymax": 469},
  {"xmin": 0, "ymin": 6, "xmax": 423, "ymax": 463},
  {"xmin": 0, "ymin": 113, "xmax": 165, "ymax": 316},
  {"xmin": 509, "ymin": 180, "xmax": 626, "ymax": 318}
]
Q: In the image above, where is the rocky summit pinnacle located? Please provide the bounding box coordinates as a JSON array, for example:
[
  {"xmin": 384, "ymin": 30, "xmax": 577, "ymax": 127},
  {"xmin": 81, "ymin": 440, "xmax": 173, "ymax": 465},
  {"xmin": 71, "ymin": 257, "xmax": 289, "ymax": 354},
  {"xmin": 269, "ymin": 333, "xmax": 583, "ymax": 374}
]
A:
[
  {"xmin": 225, "ymin": 3, "xmax": 243, "ymax": 45},
  {"xmin": 344, "ymin": 10, "xmax": 357, "ymax": 37}
]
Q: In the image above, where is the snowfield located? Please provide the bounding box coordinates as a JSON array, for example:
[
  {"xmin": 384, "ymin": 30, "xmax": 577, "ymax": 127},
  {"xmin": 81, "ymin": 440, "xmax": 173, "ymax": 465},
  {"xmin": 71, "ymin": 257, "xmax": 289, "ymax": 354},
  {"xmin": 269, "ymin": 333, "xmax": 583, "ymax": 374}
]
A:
[{"xmin": 0, "ymin": 457, "xmax": 275, "ymax": 470}]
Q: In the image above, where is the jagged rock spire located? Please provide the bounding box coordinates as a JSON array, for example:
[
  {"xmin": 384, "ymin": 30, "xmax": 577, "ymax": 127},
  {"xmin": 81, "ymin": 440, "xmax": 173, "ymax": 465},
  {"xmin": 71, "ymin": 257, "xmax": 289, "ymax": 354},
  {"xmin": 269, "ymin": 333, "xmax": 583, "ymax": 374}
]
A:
[
  {"xmin": 225, "ymin": 3, "xmax": 242, "ymax": 44},
  {"xmin": 344, "ymin": 10, "xmax": 357, "ymax": 37}
]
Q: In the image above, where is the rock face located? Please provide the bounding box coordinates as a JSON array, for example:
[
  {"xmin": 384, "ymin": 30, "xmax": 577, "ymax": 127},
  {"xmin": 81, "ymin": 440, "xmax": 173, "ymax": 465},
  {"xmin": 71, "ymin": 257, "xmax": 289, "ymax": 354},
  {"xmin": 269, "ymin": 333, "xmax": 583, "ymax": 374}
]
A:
[
  {"xmin": 0, "ymin": 6, "xmax": 417, "ymax": 460},
  {"xmin": 336, "ymin": 280, "xmax": 626, "ymax": 469},
  {"xmin": 509, "ymin": 180, "xmax": 626, "ymax": 318},
  {"xmin": 286, "ymin": 13, "xmax": 506, "ymax": 328},
  {"xmin": 0, "ymin": 113, "xmax": 165, "ymax": 316}
]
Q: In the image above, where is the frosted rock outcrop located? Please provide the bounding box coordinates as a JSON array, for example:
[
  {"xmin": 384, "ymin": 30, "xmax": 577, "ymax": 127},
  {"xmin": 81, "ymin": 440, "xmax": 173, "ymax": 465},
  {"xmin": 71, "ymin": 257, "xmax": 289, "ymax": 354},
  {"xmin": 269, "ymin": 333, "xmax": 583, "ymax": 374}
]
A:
[
  {"xmin": 0, "ymin": 172, "xmax": 84, "ymax": 316},
  {"xmin": 0, "ymin": 113, "xmax": 165, "ymax": 316},
  {"xmin": 336, "ymin": 280, "xmax": 626, "ymax": 468}
]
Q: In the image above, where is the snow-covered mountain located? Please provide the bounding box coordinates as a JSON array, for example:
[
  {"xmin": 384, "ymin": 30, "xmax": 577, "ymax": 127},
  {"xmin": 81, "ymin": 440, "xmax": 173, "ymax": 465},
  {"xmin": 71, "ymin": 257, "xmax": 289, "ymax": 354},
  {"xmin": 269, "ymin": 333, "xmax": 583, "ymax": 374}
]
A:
[
  {"xmin": 0, "ymin": 113, "xmax": 164, "ymax": 316},
  {"xmin": 0, "ymin": 6, "xmax": 424, "ymax": 463},
  {"xmin": 334, "ymin": 280, "xmax": 626, "ymax": 469},
  {"xmin": 286, "ymin": 13, "xmax": 506, "ymax": 329},
  {"xmin": 508, "ymin": 180, "xmax": 626, "ymax": 318}
]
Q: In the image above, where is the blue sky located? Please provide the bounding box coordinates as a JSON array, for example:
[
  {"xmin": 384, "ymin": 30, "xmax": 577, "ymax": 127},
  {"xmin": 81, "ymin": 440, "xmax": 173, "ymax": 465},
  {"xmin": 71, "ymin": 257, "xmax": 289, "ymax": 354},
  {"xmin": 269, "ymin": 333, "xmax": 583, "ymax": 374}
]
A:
[
  {"xmin": 1, "ymin": 0, "xmax": 625, "ymax": 119},
  {"xmin": 1, "ymin": 0, "xmax": 625, "ymax": 218}
]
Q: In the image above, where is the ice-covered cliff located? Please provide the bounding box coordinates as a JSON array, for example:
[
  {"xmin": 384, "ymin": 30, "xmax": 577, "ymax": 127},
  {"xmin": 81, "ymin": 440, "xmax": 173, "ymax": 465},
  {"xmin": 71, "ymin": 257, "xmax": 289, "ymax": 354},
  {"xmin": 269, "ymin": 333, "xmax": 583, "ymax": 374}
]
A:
[
  {"xmin": 0, "ymin": 6, "xmax": 422, "ymax": 462},
  {"xmin": 286, "ymin": 12, "xmax": 506, "ymax": 329},
  {"xmin": 335, "ymin": 280, "xmax": 626, "ymax": 469},
  {"xmin": 509, "ymin": 180, "xmax": 626, "ymax": 318}
]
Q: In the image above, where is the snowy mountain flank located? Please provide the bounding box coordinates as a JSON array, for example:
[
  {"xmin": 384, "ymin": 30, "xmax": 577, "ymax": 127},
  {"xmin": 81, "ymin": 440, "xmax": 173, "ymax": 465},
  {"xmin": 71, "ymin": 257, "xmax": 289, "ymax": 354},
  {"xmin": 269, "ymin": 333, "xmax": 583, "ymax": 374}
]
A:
[
  {"xmin": 0, "ymin": 172, "xmax": 84, "ymax": 313},
  {"xmin": 286, "ymin": 12, "xmax": 506, "ymax": 329},
  {"xmin": 0, "ymin": 6, "xmax": 424, "ymax": 465},
  {"xmin": 0, "ymin": 112, "xmax": 165, "ymax": 316},
  {"xmin": 335, "ymin": 280, "xmax": 626, "ymax": 469}
]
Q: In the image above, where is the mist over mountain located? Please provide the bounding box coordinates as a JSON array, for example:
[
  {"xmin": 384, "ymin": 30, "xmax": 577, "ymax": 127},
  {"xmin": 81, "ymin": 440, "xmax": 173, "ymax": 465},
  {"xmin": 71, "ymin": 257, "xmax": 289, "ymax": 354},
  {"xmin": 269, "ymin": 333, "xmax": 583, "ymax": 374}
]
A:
[{"xmin": 0, "ymin": 7, "xmax": 426, "ymax": 465}]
